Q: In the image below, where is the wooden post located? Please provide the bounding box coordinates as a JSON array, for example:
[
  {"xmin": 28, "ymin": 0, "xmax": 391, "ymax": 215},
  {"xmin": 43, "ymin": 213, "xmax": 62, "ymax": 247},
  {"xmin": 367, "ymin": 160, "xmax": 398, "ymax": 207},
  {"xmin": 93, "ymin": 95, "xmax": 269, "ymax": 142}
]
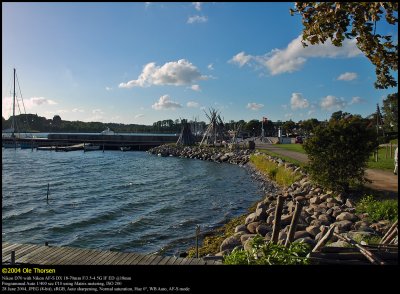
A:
[
  {"xmin": 285, "ymin": 201, "xmax": 303, "ymax": 247},
  {"xmin": 375, "ymin": 149, "xmax": 378, "ymax": 162},
  {"xmin": 46, "ymin": 183, "xmax": 50, "ymax": 203},
  {"xmin": 195, "ymin": 225, "xmax": 200, "ymax": 258},
  {"xmin": 380, "ymin": 220, "xmax": 398, "ymax": 244},
  {"xmin": 333, "ymin": 232, "xmax": 386, "ymax": 265},
  {"xmin": 312, "ymin": 225, "xmax": 335, "ymax": 252},
  {"xmin": 381, "ymin": 228, "xmax": 398, "ymax": 245},
  {"xmin": 11, "ymin": 251, "xmax": 15, "ymax": 265},
  {"xmin": 45, "ymin": 242, "xmax": 49, "ymax": 246},
  {"xmin": 271, "ymin": 196, "xmax": 284, "ymax": 244}
]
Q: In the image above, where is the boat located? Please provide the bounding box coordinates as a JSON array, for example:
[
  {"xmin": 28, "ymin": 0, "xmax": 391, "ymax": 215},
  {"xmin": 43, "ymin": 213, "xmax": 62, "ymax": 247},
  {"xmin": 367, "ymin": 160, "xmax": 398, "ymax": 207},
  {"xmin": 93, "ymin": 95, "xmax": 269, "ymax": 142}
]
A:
[
  {"xmin": 2, "ymin": 68, "xmax": 34, "ymax": 149},
  {"xmin": 120, "ymin": 146, "xmax": 131, "ymax": 152},
  {"xmin": 101, "ymin": 127, "xmax": 114, "ymax": 135},
  {"xmin": 84, "ymin": 143, "xmax": 101, "ymax": 152}
]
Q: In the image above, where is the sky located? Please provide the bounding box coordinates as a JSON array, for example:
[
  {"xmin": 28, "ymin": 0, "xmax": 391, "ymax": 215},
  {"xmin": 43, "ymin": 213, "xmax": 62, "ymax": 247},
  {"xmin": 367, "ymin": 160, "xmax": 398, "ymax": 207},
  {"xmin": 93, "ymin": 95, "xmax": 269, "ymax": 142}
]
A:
[{"xmin": 2, "ymin": 2, "xmax": 398, "ymax": 126}]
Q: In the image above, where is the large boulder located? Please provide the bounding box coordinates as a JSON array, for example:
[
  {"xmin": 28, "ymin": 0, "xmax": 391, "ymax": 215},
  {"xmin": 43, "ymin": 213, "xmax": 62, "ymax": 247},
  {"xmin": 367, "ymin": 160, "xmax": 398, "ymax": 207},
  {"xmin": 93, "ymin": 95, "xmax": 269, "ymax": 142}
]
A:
[
  {"xmin": 333, "ymin": 220, "xmax": 353, "ymax": 233},
  {"xmin": 336, "ymin": 212, "xmax": 359, "ymax": 222},
  {"xmin": 247, "ymin": 221, "xmax": 261, "ymax": 234},
  {"xmin": 240, "ymin": 234, "xmax": 257, "ymax": 244},
  {"xmin": 256, "ymin": 223, "xmax": 271, "ymax": 237},
  {"xmin": 255, "ymin": 207, "xmax": 267, "ymax": 221},
  {"xmin": 306, "ymin": 225, "xmax": 321, "ymax": 237},
  {"xmin": 220, "ymin": 236, "xmax": 242, "ymax": 252},
  {"xmin": 294, "ymin": 230, "xmax": 311, "ymax": 240},
  {"xmin": 245, "ymin": 212, "xmax": 258, "ymax": 225},
  {"xmin": 234, "ymin": 224, "xmax": 249, "ymax": 234}
]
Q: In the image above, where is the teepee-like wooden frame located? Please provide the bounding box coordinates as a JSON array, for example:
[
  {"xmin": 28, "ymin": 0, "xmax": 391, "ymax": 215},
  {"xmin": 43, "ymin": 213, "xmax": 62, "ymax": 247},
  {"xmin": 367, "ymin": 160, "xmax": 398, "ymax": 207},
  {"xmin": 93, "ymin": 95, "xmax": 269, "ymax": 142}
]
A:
[{"xmin": 200, "ymin": 108, "xmax": 225, "ymax": 146}]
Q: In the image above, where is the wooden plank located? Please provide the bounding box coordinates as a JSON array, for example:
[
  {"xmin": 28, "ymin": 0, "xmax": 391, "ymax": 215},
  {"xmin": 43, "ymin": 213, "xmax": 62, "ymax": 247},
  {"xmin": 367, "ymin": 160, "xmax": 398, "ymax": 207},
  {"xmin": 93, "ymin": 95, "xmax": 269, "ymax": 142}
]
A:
[
  {"xmin": 42, "ymin": 247, "xmax": 77, "ymax": 265},
  {"xmin": 74, "ymin": 249, "xmax": 104, "ymax": 265},
  {"xmin": 126, "ymin": 253, "xmax": 149, "ymax": 265},
  {"xmin": 61, "ymin": 248, "xmax": 97, "ymax": 265},
  {"xmin": 149, "ymin": 255, "xmax": 165, "ymax": 265},
  {"xmin": 109, "ymin": 252, "xmax": 132, "ymax": 265},
  {"xmin": 309, "ymin": 257, "xmax": 372, "ymax": 265},
  {"xmin": 177, "ymin": 257, "xmax": 192, "ymax": 265},
  {"xmin": 166, "ymin": 256, "xmax": 181, "ymax": 265},
  {"xmin": 24, "ymin": 247, "xmax": 60, "ymax": 264},
  {"xmin": 136, "ymin": 254, "xmax": 156, "ymax": 265},
  {"xmin": 103, "ymin": 252, "xmax": 127, "ymax": 265},
  {"xmin": 112, "ymin": 252, "xmax": 136, "ymax": 265},
  {"xmin": 122, "ymin": 253, "xmax": 146, "ymax": 265},
  {"xmin": 52, "ymin": 247, "xmax": 92, "ymax": 265},
  {"xmin": 2, "ymin": 242, "xmax": 13, "ymax": 249},
  {"xmin": 90, "ymin": 250, "xmax": 116, "ymax": 265},
  {"xmin": 16, "ymin": 245, "xmax": 54, "ymax": 264},
  {"xmin": 13, "ymin": 244, "xmax": 40, "ymax": 260},
  {"xmin": 157, "ymin": 256, "xmax": 173, "ymax": 265},
  {"xmin": 2, "ymin": 243, "xmax": 27, "ymax": 257}
]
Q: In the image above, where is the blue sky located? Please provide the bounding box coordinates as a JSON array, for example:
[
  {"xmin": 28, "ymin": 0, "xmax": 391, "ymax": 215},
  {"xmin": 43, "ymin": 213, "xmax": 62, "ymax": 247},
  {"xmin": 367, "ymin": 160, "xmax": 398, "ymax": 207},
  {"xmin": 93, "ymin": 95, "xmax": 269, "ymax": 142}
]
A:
[{"xmin": 2, "ymin": 2, "xmax": 398, "ymax": 125}]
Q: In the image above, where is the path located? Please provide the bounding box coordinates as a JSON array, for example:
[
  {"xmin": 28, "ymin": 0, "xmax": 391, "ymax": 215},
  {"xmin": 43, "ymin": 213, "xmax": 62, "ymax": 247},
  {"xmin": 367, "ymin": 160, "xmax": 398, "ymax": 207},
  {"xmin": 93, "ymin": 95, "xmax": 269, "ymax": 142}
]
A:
[{"xmin": 255, "ymin": 142, "xmax": 398, "ymax": 194}]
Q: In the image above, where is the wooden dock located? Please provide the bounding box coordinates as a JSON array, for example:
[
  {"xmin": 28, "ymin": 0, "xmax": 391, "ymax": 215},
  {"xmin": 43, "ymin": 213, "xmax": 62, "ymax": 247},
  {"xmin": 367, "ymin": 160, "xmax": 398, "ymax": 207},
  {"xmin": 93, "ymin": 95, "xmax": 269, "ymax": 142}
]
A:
[{"xmin": 2, "ymin": 242, "xmax": 222, "ymax": 265}]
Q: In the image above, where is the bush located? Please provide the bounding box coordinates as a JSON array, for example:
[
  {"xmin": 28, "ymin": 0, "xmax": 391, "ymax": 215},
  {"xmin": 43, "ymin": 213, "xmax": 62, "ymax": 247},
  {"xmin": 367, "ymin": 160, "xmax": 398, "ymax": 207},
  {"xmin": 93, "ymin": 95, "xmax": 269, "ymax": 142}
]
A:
[
  {"xmin": 223, "ymin": 235, "xmax": 310, "ymax": 265},
  {"xmin": 356, "ymin": 195, "xmax": 398, "ymax": 222},
  {"xmin": 303, "ymin": 116, "xmax": 378, "ymax": 192}
]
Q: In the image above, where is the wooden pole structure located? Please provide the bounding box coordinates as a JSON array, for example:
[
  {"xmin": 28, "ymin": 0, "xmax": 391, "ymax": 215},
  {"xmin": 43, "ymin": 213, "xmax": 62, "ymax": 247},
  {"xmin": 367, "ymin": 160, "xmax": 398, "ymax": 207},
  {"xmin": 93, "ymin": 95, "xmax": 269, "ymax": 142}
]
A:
[
  {"xmin": 46, "ymin": 183, "xmax": 50, "ymax": 203},
  {"xmin": 195, "ymin": 225, "xmax": 200, "ymax": 258},
  {"xmin": 312, "ymin": 225, "xmax": 335, "ymax": 252},
  {"xmin": 285, "ymin": 201, "xmax": 303, "ymax": 247},
  {"xmin": 380, "ymin": 220, "xmax": 398, "ymax": 244},
  {"xmin": 271, "ymin": 196, "xmax": 284, "ymax": 244},
  {"xmin": 333, "ymin": 232, "xmax": 387, "ymax": 265},
  {"xmin": 381, "ymin": 228, "xmax": 398, "ymax": 245}
]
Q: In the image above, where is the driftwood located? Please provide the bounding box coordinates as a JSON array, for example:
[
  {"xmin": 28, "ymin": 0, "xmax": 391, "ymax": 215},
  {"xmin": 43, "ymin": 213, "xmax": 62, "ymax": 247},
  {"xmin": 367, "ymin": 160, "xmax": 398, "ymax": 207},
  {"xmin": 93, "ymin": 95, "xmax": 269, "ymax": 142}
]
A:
[
  {"xmin": 284, "ymin": 201, "xmax": 303, "ymax": 247},
  {"xmin": 271, "ymin": 196, "xmax": 284, "ymax": 244},
  {"xmin": 380, "ymin": 220, "xmax": 398, "ymax": 245},
  {"xmin": 333, "ymin": 232, "xmax": 387, "ymax": 265},
  {"xmin": 384, "ymin": 228, "xmax": 398, "ymax": 245},
  {"xmin": 312, "ymin": 225, "xmax": 335, "ymax": 252}
]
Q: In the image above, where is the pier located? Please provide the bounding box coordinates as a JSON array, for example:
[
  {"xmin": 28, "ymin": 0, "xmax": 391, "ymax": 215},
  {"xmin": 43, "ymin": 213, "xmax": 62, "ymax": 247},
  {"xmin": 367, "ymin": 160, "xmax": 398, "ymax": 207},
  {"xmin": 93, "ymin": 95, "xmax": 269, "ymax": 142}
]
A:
[
  {"xmin": 2, "ymin": 242, "xmax": 222, "ymax": 265},
  {"xmin": 2, "ymin": 133, "xmax": 179, "ymax": 151}
]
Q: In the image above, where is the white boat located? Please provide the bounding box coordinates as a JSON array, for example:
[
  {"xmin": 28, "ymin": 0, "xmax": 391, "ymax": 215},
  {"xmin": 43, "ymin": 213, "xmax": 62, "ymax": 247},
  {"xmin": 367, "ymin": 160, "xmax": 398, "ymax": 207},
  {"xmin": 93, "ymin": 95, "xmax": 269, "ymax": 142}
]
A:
[
  {"xmin": 101, "ymin": 127, "xmax": 114, "ymax": 135},
  {"xmin": 120, "ymin": 146, "xmax": 131, "ymax": 152},
  {"xmin": 84, "ymin": 143, "xmax": 101, "ymax": 152}
]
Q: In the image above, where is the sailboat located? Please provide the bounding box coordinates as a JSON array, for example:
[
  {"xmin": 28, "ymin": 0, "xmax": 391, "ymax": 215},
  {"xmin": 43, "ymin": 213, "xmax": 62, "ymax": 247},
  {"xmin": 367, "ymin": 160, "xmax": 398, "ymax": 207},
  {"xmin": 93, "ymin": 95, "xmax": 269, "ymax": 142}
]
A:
[{"xmin": 3, "ymin": 68, "xmax": 35, "ymax": 149}]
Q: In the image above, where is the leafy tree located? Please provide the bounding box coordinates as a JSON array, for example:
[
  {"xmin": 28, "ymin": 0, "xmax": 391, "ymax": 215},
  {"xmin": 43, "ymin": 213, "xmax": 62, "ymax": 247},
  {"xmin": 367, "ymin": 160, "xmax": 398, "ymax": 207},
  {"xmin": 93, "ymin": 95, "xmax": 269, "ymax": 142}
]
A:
[
  {"xmin": 282, "ymin": 120, "xmax": 296, "ymax": 135},
  {"xmin": 300, "ymin": 118, "xmax": 320, "ymax": 135},
  {"xmin": 303, "ymin": 115, "xmax": 378, "ymax": 192},
  {"xmin": 52, "ymin": 115, "xmax": 62, "ymax": 128},
  {"xmin": 330, "ymin": 110, "xmax": 352, "ymax": 121},
  {"xmin": 382, "ymin": 93, "xmax": 398, "ymax": 132},
  {"xmin": 244, "ymin": 120, "xmax": 261, "ymax": 136},
  {"xmin": 290, "ymin": 2, "xmax": 398, "ymax": 89}
]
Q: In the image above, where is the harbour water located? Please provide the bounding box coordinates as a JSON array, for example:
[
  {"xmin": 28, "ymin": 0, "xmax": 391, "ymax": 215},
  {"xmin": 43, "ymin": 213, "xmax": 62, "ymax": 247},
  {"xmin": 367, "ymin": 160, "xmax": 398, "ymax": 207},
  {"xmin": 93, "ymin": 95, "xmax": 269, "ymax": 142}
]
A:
[{"xmin": 2, "ymin": 148, "xmax": 263, "ymax": 256}]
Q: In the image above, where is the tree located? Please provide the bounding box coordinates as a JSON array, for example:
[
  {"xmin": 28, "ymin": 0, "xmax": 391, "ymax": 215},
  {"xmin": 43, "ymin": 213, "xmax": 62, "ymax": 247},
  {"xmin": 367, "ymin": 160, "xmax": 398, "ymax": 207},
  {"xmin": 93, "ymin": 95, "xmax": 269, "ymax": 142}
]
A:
[
  {"xmin": 382, "ymin": 93, "xmax": 398, "ymax": 132},
  {"xmin": 303, "ymin": 115, "xmax": 378, "ymax": 192},
  {"xmin": 290, "ymin": 2, "xmax": 398, "ymax": 89},
  {"xmin": 300, "ymin": 118, "xmax": 320, "ymax": 135},
  {"xmin": 52, "ymin": 115, "xmax": 62, "ymax": 128},
  {"xmin": 282, "ymin": 120, "xmax": 296, "ymax": 135},
  {"xmin": 244, "ymin": 120, "xmax": 261, "ymax": 136}
]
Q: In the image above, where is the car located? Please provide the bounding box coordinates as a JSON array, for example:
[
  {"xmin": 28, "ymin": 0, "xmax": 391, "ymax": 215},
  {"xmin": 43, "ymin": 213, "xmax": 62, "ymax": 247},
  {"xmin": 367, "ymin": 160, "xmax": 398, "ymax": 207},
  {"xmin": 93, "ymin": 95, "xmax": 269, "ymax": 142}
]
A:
[{"xmin": 295, "ymin": 136, "xmax": 303, "ymax": 144}]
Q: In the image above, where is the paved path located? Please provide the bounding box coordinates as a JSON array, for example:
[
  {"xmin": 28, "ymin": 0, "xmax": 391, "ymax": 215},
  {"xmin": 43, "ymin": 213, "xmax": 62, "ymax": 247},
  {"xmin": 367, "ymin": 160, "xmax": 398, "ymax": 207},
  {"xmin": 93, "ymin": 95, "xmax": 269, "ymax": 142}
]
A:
[{"xmin": 255, "ymin": 142, "xmax": 398, "ymax": 194}]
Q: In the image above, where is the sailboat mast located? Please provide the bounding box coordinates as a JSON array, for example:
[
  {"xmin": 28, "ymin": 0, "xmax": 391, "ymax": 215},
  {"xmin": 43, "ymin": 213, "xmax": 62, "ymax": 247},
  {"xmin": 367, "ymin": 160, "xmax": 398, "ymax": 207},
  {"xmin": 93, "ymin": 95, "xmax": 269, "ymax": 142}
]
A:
[{"xmin": 12, "ymin": 68, "xmax": 16, "ymax": 139}]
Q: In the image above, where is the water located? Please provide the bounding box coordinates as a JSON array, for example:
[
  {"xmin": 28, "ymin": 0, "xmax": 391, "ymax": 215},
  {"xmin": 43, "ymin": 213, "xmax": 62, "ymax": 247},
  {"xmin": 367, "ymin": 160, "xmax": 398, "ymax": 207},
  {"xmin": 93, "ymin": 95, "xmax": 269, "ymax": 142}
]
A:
[{"xmin": 2, "ymin": 149, "xmax": 263, "ymax": 256}]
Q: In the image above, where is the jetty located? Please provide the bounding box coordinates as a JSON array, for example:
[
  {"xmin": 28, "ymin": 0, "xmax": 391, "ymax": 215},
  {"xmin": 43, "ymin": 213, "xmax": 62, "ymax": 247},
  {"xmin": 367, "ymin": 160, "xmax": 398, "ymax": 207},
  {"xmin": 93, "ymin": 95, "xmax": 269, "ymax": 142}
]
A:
[{"xmin": 2, "ymin": 242, "xmax": 222, "ymax": 265}]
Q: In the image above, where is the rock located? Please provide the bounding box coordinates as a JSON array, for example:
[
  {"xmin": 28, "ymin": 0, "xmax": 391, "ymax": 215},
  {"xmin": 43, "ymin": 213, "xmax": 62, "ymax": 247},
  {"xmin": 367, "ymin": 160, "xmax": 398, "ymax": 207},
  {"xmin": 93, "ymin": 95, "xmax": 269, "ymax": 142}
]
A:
[
  {"xmin": 247, "ymin": 222, "xmax": 261, "ymax": 234},
  {"xmin": 266, "ymin": 207, "xmax": 275, "ymax": 215},
  {"xmin": 295, "ymin": 196, "xmax": 306, "ymax": 203},
  {"xmin": 306, "ymin": 225, "xmax": 321, "ymax": 237},
  {"xmin": 240, "ymin": 234, "xmax": 257, "ymax": 244},
  {"xmin": 266, "ymin": 215, "xmax": 274, "ymax": 225},
  {"xmin": 336, "ymin": 212, "xmax": 359, "ymax": 222},
  {"xmin": 345, "ymin": 199, "xmax": 356, "ymax": 208},
  {"xmin": 215, "ymin": 250, "xmax": 231, "ymax": 256},
  {"xmin": 346, "ymin": 231, "xmax": 379, "ymax": 241},
  {"xmin": 278, "ymin": 214, "xmax": 293, "ymax": 226},
  {"xmin": 220, "ymin": 236, "xmax": 242, "ymax": 252},
  {"xmin": 318, "ymin": 214, "xmax": 333, "ymax": 225},
  {"xmin": 333, "ymin": 220, "xmax": 353, "ymax": 233},
  {"xmin": 255, "ymin": 207, "xmax": 267, "ymax": 221},
  {"xmin": 354, "ymin": 221, "xmax": 371, "ymax": 231},
  {"xmin": 278, "ymin": 231, "xmax": 287, "ymax": 241},
  {"xmin": 310, "ymin": 220, "xmax": 322, "ymax": 227},
  {"xmin": 244, "ymin": 239, "xmax": 254, "ymax": 252},
  {"xmin": 256, "ymin": 223, "xmax": 271, "ymax": 237},
  {"xmin": 245, "ymin": 212, "xmax": 258, "ymax": 225},
  {"xmin": 294, "ymin": 230, "xmax": 310, "ymax": 240},
  {"xmin": 310, "ymin": 196, "xmax": 321, "ymax": 205},
  {"xmin": 327, "ymin": 240, "xmax": 349, "ymax": 248},
  {"xmin": 256, "ymin": 202, "xmax": 266, "ymax": 211},
  {"xmin": 234, "ymin": 231, "xmax": 247, "ymax": 237},
  {"xmin": 234, "ymin": 224, "xmax": 249, "ymax": 234}
]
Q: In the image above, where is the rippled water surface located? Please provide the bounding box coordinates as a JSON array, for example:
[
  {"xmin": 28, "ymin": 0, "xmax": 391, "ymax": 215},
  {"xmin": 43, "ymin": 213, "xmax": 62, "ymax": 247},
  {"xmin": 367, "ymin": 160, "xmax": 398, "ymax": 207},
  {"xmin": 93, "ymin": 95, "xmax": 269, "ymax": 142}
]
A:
[{"xmin": 2, "ymin": 148, "xmax": 262, "ymax": 255}]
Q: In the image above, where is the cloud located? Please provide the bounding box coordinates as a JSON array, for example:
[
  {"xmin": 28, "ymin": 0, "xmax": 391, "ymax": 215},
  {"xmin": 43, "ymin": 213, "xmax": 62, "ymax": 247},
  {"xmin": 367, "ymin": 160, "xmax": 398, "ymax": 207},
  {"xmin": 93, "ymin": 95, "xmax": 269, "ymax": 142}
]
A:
[
  {"xmin": 29, "ymin": 97, "xmax": 57, "ymax": 106},
  {"xmin": 208, "ymin": 63, "xmax": 214, "ymax": 70},
  {"xmin": 337, "ymin": 72, "xmax": 358, "ymax": 81},
  {"xmin": 72, "ymin": 108, "xmax": 85, "ymax": 113},
  {"xmin": 84, "ymin": 109, "xmax": 105, "ymax": 122},
  {"xmin": 152, "ymin": 95, "xmax": 182, "ymax": 110},
  {"xmin": 135, "ymin": 114, "xmax": 145, "ymax": 119},
  {"xmin": 230, "ymin": 35, "xmax": 362, "ymax": 75},
  {"xmin": 119, "ymin": 59, "xmax": 207, "ymax": 88},
  {"xmin": 229, "ymin": 52, "xmax": 252, "ymax": 67},
  {"xmin": 320, "ymin": 95, "xmax": 347, "ymax": 111},
  {"xmin": 349, "ymin": 96, "xmax": 364, "ymax": 105},
  {"xmin": 290, "ymin": 93, "xmax": 309, "ymax": 110},
  {"xmin": 192, "ymin": 2, "xmax": 202, "ymax": 11},
  {"xmin": 187, "ymin": 15, "xmax": 208, "ymax": 24},
  {"xmin": 190, "ymin": 84, "xmax": 201, "ymax": 91},
  {"xmin": 187, "ymin": 101, "xmax": 200, "ymax": 108},
  {"xmin": 246, "ymin": 102, "xmax": 264, "ymax": 111},
  {"xmin": 105, "ymin": 87, "xmax": 112, "ymax": 91}
]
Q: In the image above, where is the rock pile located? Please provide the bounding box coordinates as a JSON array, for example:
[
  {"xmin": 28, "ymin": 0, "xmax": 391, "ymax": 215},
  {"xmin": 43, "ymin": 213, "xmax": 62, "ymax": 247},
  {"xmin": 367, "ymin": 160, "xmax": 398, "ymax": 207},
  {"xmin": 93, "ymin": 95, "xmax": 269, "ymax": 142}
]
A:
[
  {"xmin": 148, "ymin": 144, "xmax": 253, "ymax": 165},
  {"xmin": 215, "ymin": 152, "xmax": 392, "ymax": 256}
]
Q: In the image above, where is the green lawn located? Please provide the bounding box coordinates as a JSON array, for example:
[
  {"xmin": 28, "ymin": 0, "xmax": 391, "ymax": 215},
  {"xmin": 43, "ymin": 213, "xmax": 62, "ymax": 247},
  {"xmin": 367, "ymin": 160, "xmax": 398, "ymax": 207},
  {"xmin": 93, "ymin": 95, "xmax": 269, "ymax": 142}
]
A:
[
  {"xmin": 270, "ymin": 143, "xmax": 397, "ymax": 171},
  {"xmin": 256, "ymin": 149, "xmax": 305, "ymax": 167}
]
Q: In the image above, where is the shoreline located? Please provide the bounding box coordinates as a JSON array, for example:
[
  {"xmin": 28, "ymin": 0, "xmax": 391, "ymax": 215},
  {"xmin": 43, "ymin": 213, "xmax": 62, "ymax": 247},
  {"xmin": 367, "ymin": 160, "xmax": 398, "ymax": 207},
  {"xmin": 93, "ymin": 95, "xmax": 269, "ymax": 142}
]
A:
[{"xmin": 148, "ymin": 144, "xmax": 396, "ymax": 260}]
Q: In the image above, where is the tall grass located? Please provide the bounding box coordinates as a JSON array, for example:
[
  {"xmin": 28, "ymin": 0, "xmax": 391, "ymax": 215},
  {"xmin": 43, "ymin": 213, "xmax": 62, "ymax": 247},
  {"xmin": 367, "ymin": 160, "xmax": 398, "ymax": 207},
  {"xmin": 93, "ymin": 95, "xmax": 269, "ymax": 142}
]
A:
[{"xmin": 250, "ymin": 154, "xmax": 302, "ymax": 187}]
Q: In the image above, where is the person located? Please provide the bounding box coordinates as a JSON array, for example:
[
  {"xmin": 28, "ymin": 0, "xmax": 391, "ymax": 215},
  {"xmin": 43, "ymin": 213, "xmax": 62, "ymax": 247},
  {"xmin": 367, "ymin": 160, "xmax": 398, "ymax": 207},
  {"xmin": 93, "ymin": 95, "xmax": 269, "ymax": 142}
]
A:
[{"xmin": 394, "ymin": 146, "xmax": 398, "ymax": 175}]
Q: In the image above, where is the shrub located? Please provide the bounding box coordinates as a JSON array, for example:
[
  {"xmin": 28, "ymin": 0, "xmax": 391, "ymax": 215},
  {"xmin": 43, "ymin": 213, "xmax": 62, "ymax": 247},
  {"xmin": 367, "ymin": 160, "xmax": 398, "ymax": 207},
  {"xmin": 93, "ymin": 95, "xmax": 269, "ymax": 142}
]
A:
[
  {"xmin": 356, "ymin": 195, "xmax": 398, "ymax": 222},
  {"xmin": 303, "ymin": 116, "xmax": 378, "ymax": 192},
  {"xmin": 223, "ymin": 235, "xmax": 310, "ymax": 265}
]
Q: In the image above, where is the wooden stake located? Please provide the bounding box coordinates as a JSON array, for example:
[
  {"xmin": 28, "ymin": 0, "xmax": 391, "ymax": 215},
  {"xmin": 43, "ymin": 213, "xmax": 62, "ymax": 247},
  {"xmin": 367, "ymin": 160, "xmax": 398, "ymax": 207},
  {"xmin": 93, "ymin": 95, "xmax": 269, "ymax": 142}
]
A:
[
  {"xmin": 380, "ymin": 220, "xmax": 398, "ymax": 244},
  {"xmin": 333, "ymin": 232, "xmax": 387, "ymax": 265},
  {"xmin": 285, "ymin": 201, "xmax": 303, "ymax": 247},
  {"xmin": 271, "ymin": 196, "xmax": 284, "ymax": 244},
  {"xmin": 312, "ymin": 225, "xmax": 335, "ymax": 252},
  {"xmin": 195, "ymin": 225, "xmax": 200, "ymax": 258},
  {"xmin": 46, "ymin": 183, "xmax": 50, "ymax": 203}
]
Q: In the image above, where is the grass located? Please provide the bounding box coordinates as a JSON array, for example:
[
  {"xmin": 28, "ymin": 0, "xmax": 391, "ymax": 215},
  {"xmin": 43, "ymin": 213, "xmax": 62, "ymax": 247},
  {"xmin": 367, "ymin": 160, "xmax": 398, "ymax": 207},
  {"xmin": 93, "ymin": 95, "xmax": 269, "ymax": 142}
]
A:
[
  {"xmin": 250, "ymin": 154, "xmax": 302, "ymax": 187},
  {"xmin": 272, "ymin": 143, "xmax": 306, "ymax": 154},
  {"xmin": 367, "ymin": 145, "xmax": 398, "ymax": 170},
  {"xmin": 355, "ymin": 195, "xmax": 398, "ymax": 222},
  {"xmin": 256, "ymin": 149, "xmax": 305, "ymax": 167}
]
